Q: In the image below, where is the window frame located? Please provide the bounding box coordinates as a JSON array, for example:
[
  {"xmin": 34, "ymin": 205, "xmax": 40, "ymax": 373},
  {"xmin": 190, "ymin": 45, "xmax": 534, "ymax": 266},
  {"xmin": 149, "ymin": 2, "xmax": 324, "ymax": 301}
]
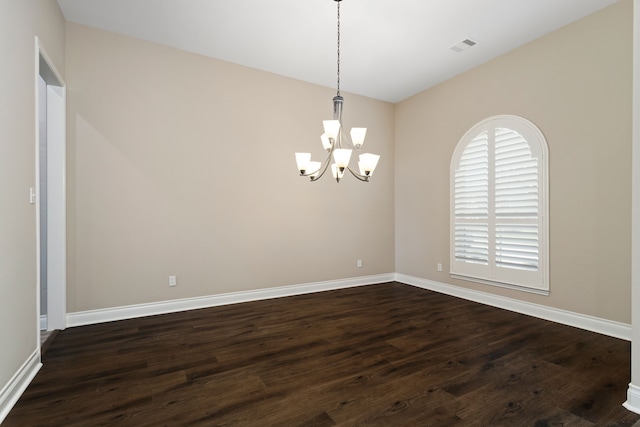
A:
[{"xmin": 450, "ymin": 115, "xmax": 549, "ymax": 295}]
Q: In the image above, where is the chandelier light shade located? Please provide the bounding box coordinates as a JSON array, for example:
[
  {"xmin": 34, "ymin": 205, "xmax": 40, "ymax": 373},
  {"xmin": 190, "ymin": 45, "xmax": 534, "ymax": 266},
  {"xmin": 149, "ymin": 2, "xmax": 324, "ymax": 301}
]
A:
[{"xmin": 294, "ymin": 0, "xmax": 380, "ymax": 183}]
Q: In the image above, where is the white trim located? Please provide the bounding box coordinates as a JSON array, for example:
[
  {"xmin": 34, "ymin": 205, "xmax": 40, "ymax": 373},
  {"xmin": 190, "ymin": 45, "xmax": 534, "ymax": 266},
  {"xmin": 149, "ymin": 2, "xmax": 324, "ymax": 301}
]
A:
[
  {"xmin": 39, "ymin": 315, "xmax": 47, "ymax": 331},
  {"xmin": 624, "ymin": 383, "xmax": 640, "ymax": 414},
  {"xmin": 67, "ymin": 274, "xmax": 395, "ymax": 327},
  {"xmin": 36, "ymin": 38, "xmax": 65, "ymax": 87},
  {"xmin": 45, "ymin": 81, "xmax": 66, "ymax": 331},
  {"xmin": 395, "ymin": 273, "xmax": 631, "ymax": 341},
  {"xmin": 35, "ymin": 37, "xmax": 67, "ymax": 332},
  {"xmin": 628, "ymin": 0, "xmax": 640, "ymax": 415},
  {"xmin": 450, "ymin": 273, "xmax": 550, "ymax": 296},
  {"xmin": 0, "ymin": 351, "xmax": 41, "ymax": 424},
  {"xmin": 65, "ymin": 273, "xmax": 631, "ymax": 341},
  {"xmin": 34, "ymin": 38, "xmax": 43, "ymax": 349}
]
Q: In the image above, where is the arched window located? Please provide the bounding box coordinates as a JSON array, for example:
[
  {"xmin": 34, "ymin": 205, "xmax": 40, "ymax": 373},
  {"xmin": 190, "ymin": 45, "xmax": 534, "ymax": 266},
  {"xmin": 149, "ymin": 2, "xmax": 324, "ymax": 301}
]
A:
[{"xmin": 450, "ymin": 115, "xmax": 549, "ymax": 293}]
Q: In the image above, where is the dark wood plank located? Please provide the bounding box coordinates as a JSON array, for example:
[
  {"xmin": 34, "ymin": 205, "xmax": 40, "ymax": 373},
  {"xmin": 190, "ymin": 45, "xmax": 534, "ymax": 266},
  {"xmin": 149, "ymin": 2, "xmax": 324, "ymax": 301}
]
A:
[{"xmin": 4, "ymin": 282, "xmax": 639, "ymax": 426}]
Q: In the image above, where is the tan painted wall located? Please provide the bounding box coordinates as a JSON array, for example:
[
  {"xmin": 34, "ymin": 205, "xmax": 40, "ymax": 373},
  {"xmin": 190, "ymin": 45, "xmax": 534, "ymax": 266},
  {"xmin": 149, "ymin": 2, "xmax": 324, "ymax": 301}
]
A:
[
  {"xmin": 0, "ymin": 0, "xmax": 633, "ymax": 413},
  {"xmin": 65, "ymin": 23, "xmax": 395, "ymax": 312},
  {"xmin": 395, "ymin": 0, "xmax": 633, "ymax": 323},
  {"xmin": 0, "ymin": 0, "xmax": 65, "ymax": 400}
]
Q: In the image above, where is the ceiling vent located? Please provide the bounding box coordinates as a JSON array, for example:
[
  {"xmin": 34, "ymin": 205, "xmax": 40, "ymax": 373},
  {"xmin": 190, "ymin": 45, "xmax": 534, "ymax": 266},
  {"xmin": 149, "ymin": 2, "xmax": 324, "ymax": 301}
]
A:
[{"xmin": 450, "ymin": 38, "xmax": 478, "ymax": 53}]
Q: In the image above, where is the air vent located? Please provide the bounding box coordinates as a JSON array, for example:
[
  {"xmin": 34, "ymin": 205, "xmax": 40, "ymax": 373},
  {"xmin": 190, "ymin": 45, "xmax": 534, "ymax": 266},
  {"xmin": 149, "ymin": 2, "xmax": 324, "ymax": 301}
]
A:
[{"xmin": 450, "ymin": 38, "xmax": 478, "ymax": 53}]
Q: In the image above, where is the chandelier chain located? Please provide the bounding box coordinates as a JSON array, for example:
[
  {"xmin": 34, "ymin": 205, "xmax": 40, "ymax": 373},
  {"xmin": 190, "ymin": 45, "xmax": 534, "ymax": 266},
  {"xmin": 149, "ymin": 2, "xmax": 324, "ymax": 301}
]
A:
[{"xmin": 336, "ymin": 1, "xmax": 340, "ymax": 96}]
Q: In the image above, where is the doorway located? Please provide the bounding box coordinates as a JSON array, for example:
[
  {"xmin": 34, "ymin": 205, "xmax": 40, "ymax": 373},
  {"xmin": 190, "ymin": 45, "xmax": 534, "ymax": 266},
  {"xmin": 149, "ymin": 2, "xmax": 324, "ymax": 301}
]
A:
[{"xmin": 36, "ymin": 39, "xmax": 66, "ymax": 347}]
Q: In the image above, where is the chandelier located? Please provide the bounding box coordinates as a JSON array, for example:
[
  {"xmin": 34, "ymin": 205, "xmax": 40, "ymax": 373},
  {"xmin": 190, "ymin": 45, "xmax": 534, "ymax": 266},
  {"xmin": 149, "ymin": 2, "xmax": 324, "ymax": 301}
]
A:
[{"xmin": 295, "ymin": 0, "xmax": 380, "ymax": 183}]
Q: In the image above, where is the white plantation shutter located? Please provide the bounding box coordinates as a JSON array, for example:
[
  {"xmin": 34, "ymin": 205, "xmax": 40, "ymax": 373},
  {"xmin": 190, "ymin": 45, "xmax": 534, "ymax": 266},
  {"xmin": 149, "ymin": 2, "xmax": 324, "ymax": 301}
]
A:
[
  {"xmin": 451, "ymin": 116, "xmax": 548, "ymax": 292},
  {"xmin": 454, "ymin": 224, "xmax": 488, "ymax": 265},
  {"xmin": 494, "ymin": 128, "xmax": 539, "ymax": 272},
  {"xmin": 453, "ymin": 132, "xmax": 489, "ymax": 266}
]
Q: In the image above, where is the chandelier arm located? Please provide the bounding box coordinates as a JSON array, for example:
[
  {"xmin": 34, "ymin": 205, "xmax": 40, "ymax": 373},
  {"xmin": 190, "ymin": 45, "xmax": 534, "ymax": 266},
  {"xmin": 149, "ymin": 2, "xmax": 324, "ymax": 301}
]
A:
[
  {"xmin": 346, "ymin": 166, "xmax": 370, "ymax": 182},
  {"xmin": 337, "ymin": 128, "xmax": 360, "ymax": 150},
  {"xmin": 305, "ymin": 145, "xmax": 334, "ymax": 181},
  {"xmin": 309, "ymin": 156, "xmax": 332, "ymax": 181}
]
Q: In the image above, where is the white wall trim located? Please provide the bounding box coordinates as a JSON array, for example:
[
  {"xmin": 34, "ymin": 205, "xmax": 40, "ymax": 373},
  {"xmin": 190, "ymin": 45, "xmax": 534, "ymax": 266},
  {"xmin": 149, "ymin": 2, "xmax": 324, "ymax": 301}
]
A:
[
  {"xmin": 628, "ymin": 0, "xmax": 640, "ymax": 415},
  {"xmin": 395, "ymin": 273, "xmax": 632, "ymax": 341},
  {"xmin": 624, "ymin": 383, "xmax": 640, "ymax": 414},
  {"xmin": 36, "ymin": 37, "xmax": 67, "ymax": 332},
  {"xmin": 66, "ymin": 273, "xmax": 631, "ymax": 341},
  {"xmin": 67, "ymin": 274, "xmax": 395, "ymax": 327},
  {"xmin": 0, "ymin": 350, "xmax": 41, "ymax": 424}
]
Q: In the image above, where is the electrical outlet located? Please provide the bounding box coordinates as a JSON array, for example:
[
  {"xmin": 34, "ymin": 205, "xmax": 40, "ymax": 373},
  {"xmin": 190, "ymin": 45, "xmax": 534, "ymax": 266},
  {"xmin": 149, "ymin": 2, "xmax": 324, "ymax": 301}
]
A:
[
  {"xmin": 437, "ymin": 263, "xmax": 443, "ymax": 272},
  {"xmin": 169, "ymin": 275, "xmax": 177, "ymax": 287},
  {"xmin": 357, "ymin": 259, "xmax": 363, "ymax": 268}
]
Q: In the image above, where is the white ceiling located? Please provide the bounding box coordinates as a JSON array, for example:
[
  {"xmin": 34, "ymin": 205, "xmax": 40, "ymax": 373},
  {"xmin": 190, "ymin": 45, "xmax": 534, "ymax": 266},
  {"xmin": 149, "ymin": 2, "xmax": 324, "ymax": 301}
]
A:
[{"xmin": 56, "ymin": 0, "xmax": 620, "ymax": 103}]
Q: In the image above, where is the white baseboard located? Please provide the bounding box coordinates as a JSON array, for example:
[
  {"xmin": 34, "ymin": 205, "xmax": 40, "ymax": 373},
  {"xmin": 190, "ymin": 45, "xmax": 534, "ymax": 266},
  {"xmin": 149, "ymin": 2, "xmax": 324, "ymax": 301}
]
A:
[
  {"xmin": 66, "ymin": 272, "xmax": 631, "ymax": 341},
  {"xmin": 624, "ymin": 383, "xmax": 640, "ymax": 414},
  {"xmin": 395, "ymin": 273, "xmax": 632, "ymax": 341},
  {"xmin": 67, "ymin": 274, "xmax": 395, "ymax": 327},
  {"xmin": 0, "ymin": 350, "xmax": 41, "ymax": 424},
  {"xmin": 40, "ymin": 315, "xmax": 47, "ymax": 331}
]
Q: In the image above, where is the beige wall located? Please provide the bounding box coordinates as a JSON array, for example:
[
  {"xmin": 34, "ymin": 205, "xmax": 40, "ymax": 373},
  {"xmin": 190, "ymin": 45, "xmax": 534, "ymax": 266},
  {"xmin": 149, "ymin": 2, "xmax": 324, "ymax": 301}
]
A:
[
  {"xmin": 0, "ymin": 0, "xmax": 65, "ymax": 400},
  {"xmin": 65, "ymin": 23, "xmax": 395, "ymax": 312},
  {"xmin": 0, "ymin": 0, "xmax": 634, "ymax": 415},
  {"xmin": 395, "ymin": 0, "xmax": 633, "ymax": 323}
]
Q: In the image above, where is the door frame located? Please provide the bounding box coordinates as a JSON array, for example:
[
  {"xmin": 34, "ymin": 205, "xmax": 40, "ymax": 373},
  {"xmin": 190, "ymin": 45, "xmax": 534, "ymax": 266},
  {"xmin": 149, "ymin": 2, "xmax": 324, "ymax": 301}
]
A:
[{"xmin": 35, "ymin": 37, "xmax": 66, "ymax": 337}]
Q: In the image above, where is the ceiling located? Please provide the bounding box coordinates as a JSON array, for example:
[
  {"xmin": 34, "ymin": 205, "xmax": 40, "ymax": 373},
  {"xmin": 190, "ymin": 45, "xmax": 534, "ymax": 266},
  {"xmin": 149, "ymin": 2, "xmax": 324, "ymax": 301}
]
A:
[{"xmin": 56, "ymin": 0, "xmax": 620, "ymax": 103}]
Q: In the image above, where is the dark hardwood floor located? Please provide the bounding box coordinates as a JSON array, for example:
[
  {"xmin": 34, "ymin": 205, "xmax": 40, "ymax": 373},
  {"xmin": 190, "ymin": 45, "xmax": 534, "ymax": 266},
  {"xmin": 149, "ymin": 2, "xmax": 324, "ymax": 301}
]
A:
[{"xmin": 5, "ymin": 282, "xmax": 639, "ymax": 426}]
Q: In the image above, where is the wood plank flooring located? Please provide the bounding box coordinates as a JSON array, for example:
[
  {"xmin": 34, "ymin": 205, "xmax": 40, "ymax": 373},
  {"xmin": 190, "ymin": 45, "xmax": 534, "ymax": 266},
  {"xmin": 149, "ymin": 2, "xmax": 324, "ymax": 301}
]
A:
[{"xmin": 5, "ymin": 282, "xmax": 639, "ymax": 426}]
